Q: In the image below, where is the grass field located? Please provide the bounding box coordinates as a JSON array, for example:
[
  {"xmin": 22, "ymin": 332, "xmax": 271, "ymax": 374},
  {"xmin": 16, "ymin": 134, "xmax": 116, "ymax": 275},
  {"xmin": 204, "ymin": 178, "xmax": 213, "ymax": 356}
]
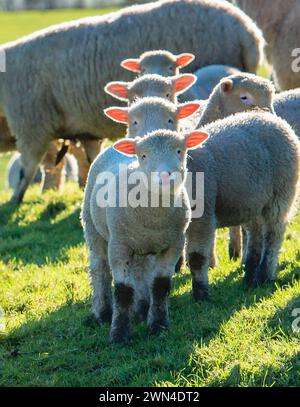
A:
[{"xmin": 0, "ymin": 9, "xmax": 299, "ymax": 387}]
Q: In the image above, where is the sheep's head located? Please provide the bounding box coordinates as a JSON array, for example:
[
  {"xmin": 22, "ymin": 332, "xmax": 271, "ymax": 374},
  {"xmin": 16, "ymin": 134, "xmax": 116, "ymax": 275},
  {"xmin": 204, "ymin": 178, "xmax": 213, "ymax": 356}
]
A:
[
  {"xmin": 218, "ymin": 73, "xmax": 275, "ymax": 116},
  {"xmin": 105, "ymin": 74, "xmax": 196, "ymax": 103},
  {"xmin": 104, "ymin": 97, "xmax": 201, "ymax": 138},
  {"xmin": 113, "ymin": 129, "xmax": 208, "ymax": 195},
  {"xmin": 120, "ymin": 50, "xmax": 195, "ymax": 76}
]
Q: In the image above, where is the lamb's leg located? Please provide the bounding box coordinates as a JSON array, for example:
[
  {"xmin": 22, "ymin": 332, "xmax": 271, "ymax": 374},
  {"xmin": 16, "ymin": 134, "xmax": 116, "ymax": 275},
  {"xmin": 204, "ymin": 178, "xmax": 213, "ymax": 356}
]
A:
[
  {"xmin": 241, "ymin": 226, "xmax": 248, "ymax": 264},
  {"xmin": 42, "ymin": 140, "xmax": 66, "ymax": 191},
  {"xmin": 69, "ymin": 143, "xmax": 90, "ymax": 188},
  {"xmin": 134, "ymin": 259, "xmax": 150, "ymax": 323},
  {"xmin": 81, "ymin": 138, "xmax": 103, "ymax": 164},
  {"xmin": 9, "ymin": 143, "xmax": 47, "ymax": 204},
  {"xmin": 186, "ymin": 221, "xmax": 216, "ymax": 301},
  {"xmin": 209, "ymin": 234, "xmax": 218, "ymax": 268},
  {"xmin": 108, "ymin": 241, "xmax": 135, "ymax": 344},
  {"xmin": 83, "ymin": 210, "xmax": 112, "ymax": 323},
  {"xmin": 147, "ymin": 242, "xmax": 183, "ymax": 335},
  {"xmin": 244, "ymin": 219, "xmax": 264, "ymax": 287},
  {"xmin": 257, "ymin": 221, "xmax": 286, "ymax": 284},
  {"xmin": 229, "ymin": 226, "xmax": 242, "ymax": 260}
]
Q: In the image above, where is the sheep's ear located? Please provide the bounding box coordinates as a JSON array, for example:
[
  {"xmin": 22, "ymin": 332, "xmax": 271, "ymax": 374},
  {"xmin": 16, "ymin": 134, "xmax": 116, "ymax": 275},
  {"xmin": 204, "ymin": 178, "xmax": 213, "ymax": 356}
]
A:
[
  {"xmin": 177, "ymin": 102, "xmax": 201, "ymax": 119},
  {"xmin": 113, "ymin": 139, "xmax": 137, "ymax": 156},
  {"xmin": 176, "ymin": 53, "xmax": 195, "ymax": 68},
  {"xmin": 105, "ymin": 81, "xmax": 129, "ymax": 101},
  {"xmin": 185, "ymin": 130, "xmax": 209, "ymax": 150},
  {"xmin": 104, "ymin": 107, "xmax": 129, "ymax": 123},
  {"xmin": 221, "ymin": 78, "xmax": 234, "ymax": 93},
  {"xmin": 173, "ymin": 74, "xmax": 197, "ymax": 94},
  {"xmin": 120, "ymin": 58, "xmax": 141, "ymax": 73}
]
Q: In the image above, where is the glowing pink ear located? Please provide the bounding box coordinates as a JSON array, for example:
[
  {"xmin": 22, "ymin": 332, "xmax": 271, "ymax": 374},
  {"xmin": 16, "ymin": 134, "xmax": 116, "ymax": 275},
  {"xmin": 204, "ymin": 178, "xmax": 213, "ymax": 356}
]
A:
[
  {"xmin": 177, "ymin": 102, "xmax": 201, "ymax": 119},
  {"xmin": 186, "ymin": 130, "xmax": 209, "ymax": 150},
  {"xmin": 120, "ymin": 58, "xmax": 141, "ymax": 73},
  {"xmin": 104, "ymin": 107, "xmax": 129, "ymax": 124},
  {"xmin": 174, "ymin": 74, "xmax": 197, "ymax": 94},
  {"xmin": 176, "ymin": 53, "xmax": 195, "ymax": 68},
  {"xmin": 105, "ymin": 82, "xmax": 129, "ymax": 100},
  {"xmin": 113, "ymin": 139, "xmax": 137, "ymax": 156}
]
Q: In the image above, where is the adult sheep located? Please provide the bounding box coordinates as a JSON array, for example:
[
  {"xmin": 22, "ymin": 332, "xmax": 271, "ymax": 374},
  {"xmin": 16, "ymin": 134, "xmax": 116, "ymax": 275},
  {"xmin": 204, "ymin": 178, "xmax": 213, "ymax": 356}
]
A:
[
  {"xmin": 0, "ymin": 0, "xmax": 264, "ymax": 204},
  {"xmin": 232, "ymin": 0, "xmax": 300, "ymax": 90}
]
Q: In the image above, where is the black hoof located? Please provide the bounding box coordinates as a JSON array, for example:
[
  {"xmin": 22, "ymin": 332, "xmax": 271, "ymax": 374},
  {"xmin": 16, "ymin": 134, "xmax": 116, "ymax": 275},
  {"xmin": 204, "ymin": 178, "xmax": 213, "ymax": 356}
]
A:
[
  {"xmin": 148, "ymin": 319, "xmax": 169, "ymax": 336},
  {"xmin": 192, "ymin": 281, "xmax": 210, "ymax": 302}
]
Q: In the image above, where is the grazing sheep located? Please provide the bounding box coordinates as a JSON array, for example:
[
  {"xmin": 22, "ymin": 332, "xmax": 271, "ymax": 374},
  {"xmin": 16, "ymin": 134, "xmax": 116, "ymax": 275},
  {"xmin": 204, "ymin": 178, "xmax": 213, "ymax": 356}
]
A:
[
  {"xmin": 82, "ymin": 128, "xmax": 208, "ymax": 343},
  {"xmin": 120, "ymin": 50, "xmax": 195, "ymax": 76},
  {"xmin": 105, "ymin": 73, "xmax": 196, "ymax": 104},
  {"xmin": 7, "ymin": 152, "xmax": 79, "ymax": 190},
  {"xmin": 186, "ymin": 111, "xmax": 300, "ymax": 301},
  {"xmin": 232, "ymin": 0, "xmax": 300, "ymax": 90},
  {"xmin": 181, "ymin": 64, "xmax": 241, "ymax": 102},
  {"xmin": 0, "ymin": 0, "xmax": 264, "ymax": 203}
]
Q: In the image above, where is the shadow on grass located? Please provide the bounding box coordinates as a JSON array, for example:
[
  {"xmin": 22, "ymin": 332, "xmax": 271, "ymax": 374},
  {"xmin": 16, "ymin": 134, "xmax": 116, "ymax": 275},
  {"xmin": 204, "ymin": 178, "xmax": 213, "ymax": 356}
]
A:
[
  {"xmin": 0, "ymin": 201, "xmax": 84, "ymax": 265},
  {"xmin": 1, "ymin": 263, "xmax": 298, "ymax": 386}
]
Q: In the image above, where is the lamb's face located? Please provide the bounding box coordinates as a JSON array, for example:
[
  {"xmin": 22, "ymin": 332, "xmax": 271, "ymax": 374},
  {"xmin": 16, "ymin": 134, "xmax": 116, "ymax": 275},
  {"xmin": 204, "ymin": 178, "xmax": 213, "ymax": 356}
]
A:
[
  {"xmin": 128, "ymin": 100, "xmax": 179, "ymax": 138},
  {"xmin": 129, "ymin": 77, "xmax": 175, "ymax": 103},
  {"xmin": 219, "ymin": 75, "xmax": 275, "ymax": 117},
  {"xmin": 136, "ymin": 132, "xmax": 187, "ymax": 195},
  {"xmin": 140, "ymin": 53, "xmax": 178, "ymax": 76},
  {"xmin": 113, "ymin": 129, "xmax": 208, "ymax": 196}
]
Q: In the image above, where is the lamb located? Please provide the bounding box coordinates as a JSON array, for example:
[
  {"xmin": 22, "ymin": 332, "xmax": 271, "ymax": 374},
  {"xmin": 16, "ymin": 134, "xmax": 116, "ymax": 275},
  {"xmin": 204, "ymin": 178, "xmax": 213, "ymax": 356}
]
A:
[
  {"xmin": 7, "ymin": 152, "xmax": 78, "ymax": 190},
  {"xmin": 229, "ymin": 87, "xmax": 300, "ymax": 260},
  {"xmin": 120, "ymin": 50, "xmax": 195, "ymax": 76},
  {"xmin": 185, "ymin": 111, "xmax": 300, "ymax": 301},
  {"xmin": 0, "ymin": 0, "xmax": 264, "ymax": 204},
  {"xmin": 82, "ymin": 128, "xmax": 208, "ymax": 343},
  {"xmin": 232, "ymin": 0, "xmax": 300, "ymax": 90},
  {"xmin": 195, "ymin": 72, "xmax": 275, "ymax": 128},
  {"xmin": 180, "ymin": 64, "xmax": 241, "ymax": 102},
  {"xmin": 105, "ymin": 73, "xmax": 196, "ymax": 104},
  {"xmin": 104, "ymin": 96, "xmax": 201, "ymax": 139}
]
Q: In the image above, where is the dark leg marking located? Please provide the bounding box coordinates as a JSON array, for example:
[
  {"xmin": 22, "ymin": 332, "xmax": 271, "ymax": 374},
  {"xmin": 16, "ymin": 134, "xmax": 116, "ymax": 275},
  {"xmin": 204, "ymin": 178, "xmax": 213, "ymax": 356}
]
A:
[
  {"xmin": 148, "ymin": 276, "xmax": 171, "ymax": 336},
  {"xmin": 110, "ymin": 284, "xmax": 134, "ymax": 344},
  {"xmin": 188, "ymin": 252, "xmax": 209, "ymax": 302}
]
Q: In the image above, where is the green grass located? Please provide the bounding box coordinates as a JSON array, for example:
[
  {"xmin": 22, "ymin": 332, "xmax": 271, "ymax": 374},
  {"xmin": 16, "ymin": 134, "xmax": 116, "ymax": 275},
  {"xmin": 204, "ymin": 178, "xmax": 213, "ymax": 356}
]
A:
[
  {"xmin": 0, "ymin": 184, "xmax": 299, "ymax": 386},
  {"xmin": 0, "ymin": 9, "xmax": 299, "ymax": 387},
  {"xmin": 0, "ymin": 8, "xmax": 119, "ymax": 43}
]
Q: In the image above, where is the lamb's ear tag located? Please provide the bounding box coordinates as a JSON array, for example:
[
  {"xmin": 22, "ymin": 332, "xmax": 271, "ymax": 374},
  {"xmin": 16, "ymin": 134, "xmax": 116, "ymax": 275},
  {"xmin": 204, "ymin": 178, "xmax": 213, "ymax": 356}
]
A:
[
  {"xmin": 121, "ymin": 58, "xmax": 141, "ymax": 73},
  {"xmin": 177, "ymin": 102, "xmax": 201, "ymax": 119},
  {"xmin": 113, "ymin": 139, "xmax": 136, "ymax": 156},
  {"xmin": 176, "ymin": 53, "xmax": 195, "ymax": 68},
  {"xmin": 221, "ymin": 79, "xmax": 234, "ymax": 93},
  {"xmin": 174, "ymin": 74, "xmax": 197, "ymax": 94},
  {"xmin": 186, "ymin": 130, "xmax": 209, "ymax": 150},
  {"xmin": 104, "ymin": 107, "xmax": 129, "ymax": 124},
  {"xmin": 105, "ymin": 82, "xmax": 129, "ymax": 100}
]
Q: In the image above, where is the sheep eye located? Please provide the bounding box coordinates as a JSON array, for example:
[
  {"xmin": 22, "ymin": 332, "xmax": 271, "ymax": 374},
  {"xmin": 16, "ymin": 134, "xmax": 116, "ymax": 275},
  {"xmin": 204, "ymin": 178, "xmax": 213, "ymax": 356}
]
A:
[
  {"xmin": 240, "ymin": 95, "xmax": 248, "ymax": 101},
  {"xmin": 168, "ymin": 66, "xmax": 174, "ymax": 72},
  {"xmin": 177, "ymin": 149, "xmax": 181, "ymax": 154},
  {"xmin": 166, "ymin": 93, "xmax": 170, "ymax": 99},
  {"xmin": 133, "ymin": 120, "xmax": 138, "ymax": 126},
  {"xmin": 168, "ymin": 118, "xmax": 174, "ymax": 124},
  {"xmin": 141, "ymin": 154, "xmax": 146, "ymax": 160}
]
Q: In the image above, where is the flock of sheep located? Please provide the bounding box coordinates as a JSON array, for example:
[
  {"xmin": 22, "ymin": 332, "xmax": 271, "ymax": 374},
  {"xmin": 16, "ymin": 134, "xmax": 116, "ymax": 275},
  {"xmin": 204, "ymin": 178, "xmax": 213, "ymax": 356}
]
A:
[{"xmin": 0, "ymin": 0, "xmax": 300, "ymax": 344}]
